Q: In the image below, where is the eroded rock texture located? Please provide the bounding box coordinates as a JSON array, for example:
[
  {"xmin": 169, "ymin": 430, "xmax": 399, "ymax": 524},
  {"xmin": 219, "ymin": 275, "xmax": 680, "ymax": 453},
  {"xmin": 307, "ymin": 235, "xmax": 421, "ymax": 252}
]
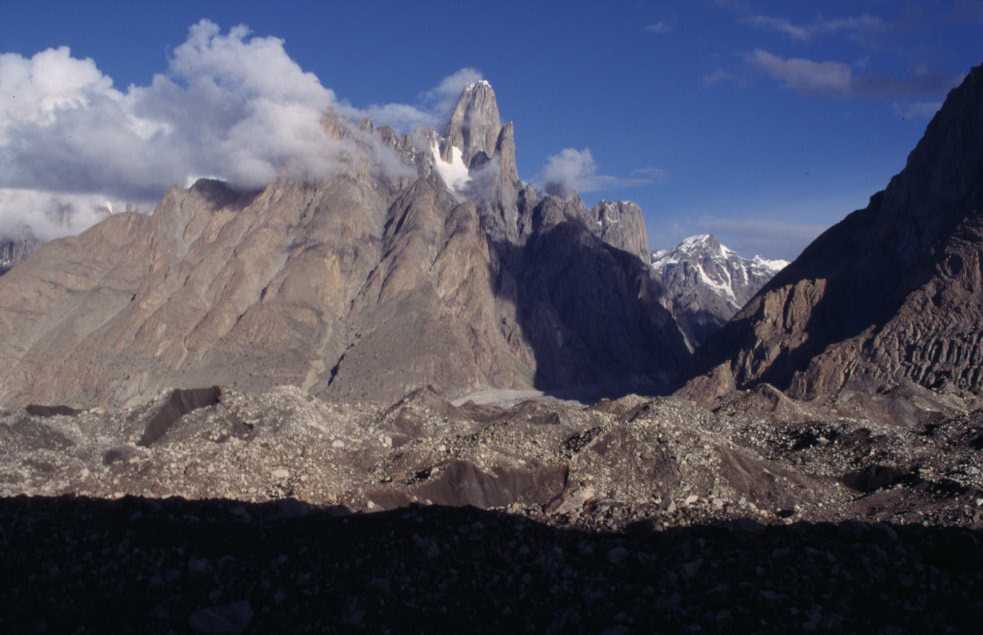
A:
[
  {"xmin": 0, "ymin": 82, "xmax": 686, "ymax": 408},
  {"xmin": 0, "ymin": 236, "xmax": 39, "ymax": 275},
  {"xmin": 690, "ymin": 63, "xmax": 983, "ymax": 401},
  {"xmin": 3, "ymin": 384, "xmax": 982, "ymax": 528}
]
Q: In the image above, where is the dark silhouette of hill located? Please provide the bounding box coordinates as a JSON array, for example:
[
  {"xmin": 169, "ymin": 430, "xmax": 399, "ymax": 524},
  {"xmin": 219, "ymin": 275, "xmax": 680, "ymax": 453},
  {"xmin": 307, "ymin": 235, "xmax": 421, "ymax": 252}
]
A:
[{"xmin": 2, "ymin": 496, "xmax": 981, "ymax": 633}]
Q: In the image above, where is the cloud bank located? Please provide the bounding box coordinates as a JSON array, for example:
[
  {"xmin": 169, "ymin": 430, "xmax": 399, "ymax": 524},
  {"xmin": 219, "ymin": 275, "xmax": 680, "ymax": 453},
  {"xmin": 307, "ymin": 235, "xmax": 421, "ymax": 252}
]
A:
[
  {"xmin": 0, "ymin": 20, "xmax": 478, "ymax": 240},
  {"xmin": 1, "ymin": 21, "xmax": 343, "ymax": 200},
  {"xmin": 749, "ymin": 50, "xmax": 958, "ymax": 99},
  {"xmin": 742, "ymin": 14, "xmax": 886, "ymax": 42},
  {"xmin": 644, "ymin": 21, "xmax": 672, "ymax": 34},
  {"xmin": 346, "ymin": 67, "xmax": 484, "ymax": 132},
  {"xmin": 541, "ymin": 148, "xmax": 667, "ymax": 197}
]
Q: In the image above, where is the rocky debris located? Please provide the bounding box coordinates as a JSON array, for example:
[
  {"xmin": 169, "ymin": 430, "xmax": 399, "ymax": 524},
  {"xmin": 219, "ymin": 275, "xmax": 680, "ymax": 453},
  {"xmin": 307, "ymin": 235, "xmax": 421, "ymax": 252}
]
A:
[
  {"xmin": 3, "ymin": 384, "xmax": 983, "ymax": 631},
  {"xmin": 652, "ymin": 234, "xmax": 787, "ymax": 349},
  {"xmin": 691, "ymin": 64, "xmax": 983, "ymax": 402},
  {"xmin": 1, "ymin": 496, "xmax": 981, "ymax": 633},
  {"xmin": 140, "ymin": 387, "xmax": 223, "ymax": 446},
  {"xmin": 24, "ymin": 404, "xmax": 81, "ymax": 418},
  {"xmin": 188, "ymin": 601, "xmax": 253, "ymax": 634},
  {"xmin": 3, "ymin": 385, "xmax": 983, "ymax": 530}
]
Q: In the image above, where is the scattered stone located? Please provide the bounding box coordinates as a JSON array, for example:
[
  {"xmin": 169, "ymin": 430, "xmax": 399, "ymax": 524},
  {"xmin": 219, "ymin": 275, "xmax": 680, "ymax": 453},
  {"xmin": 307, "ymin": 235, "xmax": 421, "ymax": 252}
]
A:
[{"xmin": 188, "ymin": 601, "xmax": 253, "ymax": 634}]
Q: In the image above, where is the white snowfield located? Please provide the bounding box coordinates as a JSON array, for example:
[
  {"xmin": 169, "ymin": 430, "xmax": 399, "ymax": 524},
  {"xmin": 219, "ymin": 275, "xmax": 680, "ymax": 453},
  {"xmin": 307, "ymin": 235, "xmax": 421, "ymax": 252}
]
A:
[{"xmin": 431, "ymin": 141, "xmax": 472, "ymax": 194}]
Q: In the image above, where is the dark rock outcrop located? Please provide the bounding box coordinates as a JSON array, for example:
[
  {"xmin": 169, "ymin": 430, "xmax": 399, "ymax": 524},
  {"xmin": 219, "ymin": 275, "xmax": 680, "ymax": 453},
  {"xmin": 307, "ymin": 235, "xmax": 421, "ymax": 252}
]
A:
[
  {"xmin": 688, "ymin": 63, "xmax": 983, "ymax": 401},
  {"xmin": 0, "ymin": 235, "xmax": 40, "ymax": 275},
  {"xmin": 139, "ymin": 387, "xmax": 222, "ymax": 446},
  {"xmin": 4, "ymin": 497, "xmax": 982, "ymax": 634}
]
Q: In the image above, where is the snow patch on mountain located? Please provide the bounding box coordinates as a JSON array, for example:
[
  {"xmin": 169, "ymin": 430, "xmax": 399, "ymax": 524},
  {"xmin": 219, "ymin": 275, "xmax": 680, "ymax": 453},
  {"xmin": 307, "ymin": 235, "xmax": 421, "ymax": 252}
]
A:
[
  {"xmin": 431, "ymin": 141, "xmax": 472, "ymax": 193},
  {"xmin": 751, "ymin": 255, "xmax": 790, "ymax": 271}
]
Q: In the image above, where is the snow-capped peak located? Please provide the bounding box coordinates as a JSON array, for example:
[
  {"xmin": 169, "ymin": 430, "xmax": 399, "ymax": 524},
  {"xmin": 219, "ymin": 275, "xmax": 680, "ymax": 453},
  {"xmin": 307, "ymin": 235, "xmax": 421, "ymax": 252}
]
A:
[
  {"xmin": 680, "ymin": 234, "xmax": 713, "ymax": 247},
  {"xmin": 674, "ymin": 234, "xmax": 736, "ymax": 261},
  {"xmin": 652, "ymin": 234, "xmax": 787, "ymax": 312},
  {"xmin": 465, "ymin": 79, "xmax": 493, "ymax": 92},
  {"xmin": 750, "ymin": 255, "xmax": 790, "ymax": 273}
]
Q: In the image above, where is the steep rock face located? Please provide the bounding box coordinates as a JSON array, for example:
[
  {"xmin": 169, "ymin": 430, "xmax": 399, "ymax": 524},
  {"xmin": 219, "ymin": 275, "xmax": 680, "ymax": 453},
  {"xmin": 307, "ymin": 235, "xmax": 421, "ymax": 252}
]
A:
[
  {"xmin": 436, "ymin": 80, "xmax": 522, "ymax": 244},
  {"xmin": 689, "ymin": 64, "xmax": 983, "ymax": 400},
  {"xmin": 586, "ymin": 201, "xmax": 650, "ymax": 262},
  {"xmin": 494, "ymin": 215, "xmax": 689, "ymax": 397},
  {"xmin": 444, "ymin": 80, "xmax": 508, "ymax": 172},
  {"xmin": 0, "ymin": 82, "xmax": 689, "ymax": 408},
  {"xmin": 0, "ymin": 236, "xmax": 40, "ymax": 274},
  {"xmin": 652, "ymin": 235, "xmax": 787, "ymax": 349}
]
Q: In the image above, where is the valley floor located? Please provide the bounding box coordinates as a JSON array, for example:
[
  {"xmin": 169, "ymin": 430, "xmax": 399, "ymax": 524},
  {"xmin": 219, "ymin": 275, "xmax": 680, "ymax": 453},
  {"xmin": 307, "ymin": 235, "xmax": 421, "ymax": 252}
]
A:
[{"xmin": 2, "ymin": 384, "xmax": 983, "ymax": 632}]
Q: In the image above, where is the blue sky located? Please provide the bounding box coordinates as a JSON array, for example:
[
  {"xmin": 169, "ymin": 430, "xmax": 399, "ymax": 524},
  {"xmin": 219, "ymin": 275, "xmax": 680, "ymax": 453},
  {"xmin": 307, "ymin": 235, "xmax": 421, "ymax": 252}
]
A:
[{"xmin": 2, "ymin": 0, "xmax": 982, "ymax": 258}]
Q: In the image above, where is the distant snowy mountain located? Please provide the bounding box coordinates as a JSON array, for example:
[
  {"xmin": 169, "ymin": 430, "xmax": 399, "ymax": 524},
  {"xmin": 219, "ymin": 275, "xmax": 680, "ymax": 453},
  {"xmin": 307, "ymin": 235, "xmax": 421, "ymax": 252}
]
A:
[{"xmin": 652, "ymin": 234, "xmax": 787, "ymax": 350}]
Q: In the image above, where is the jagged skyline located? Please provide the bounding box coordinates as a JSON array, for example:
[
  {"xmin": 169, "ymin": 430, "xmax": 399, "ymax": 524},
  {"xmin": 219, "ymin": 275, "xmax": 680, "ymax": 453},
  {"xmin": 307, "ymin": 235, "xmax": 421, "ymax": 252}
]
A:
[{"xmin": 2, "ymin": 1, "xmax": 982, "ymax": 258}]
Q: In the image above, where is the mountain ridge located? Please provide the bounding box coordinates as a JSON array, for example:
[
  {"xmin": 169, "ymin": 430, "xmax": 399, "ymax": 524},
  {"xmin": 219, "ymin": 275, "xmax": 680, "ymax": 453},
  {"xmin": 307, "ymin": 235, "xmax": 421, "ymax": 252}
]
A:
[
  {"xmin": 685, "ymin": 63, "xmax": 983, "ymax": 403},
  {"xmin": 652, "ymin": 233, "xmax": 787, "ymax": 349},
  {"xmin": 0, "ymin": 80, "xmax": 689, "ymax": 408}
]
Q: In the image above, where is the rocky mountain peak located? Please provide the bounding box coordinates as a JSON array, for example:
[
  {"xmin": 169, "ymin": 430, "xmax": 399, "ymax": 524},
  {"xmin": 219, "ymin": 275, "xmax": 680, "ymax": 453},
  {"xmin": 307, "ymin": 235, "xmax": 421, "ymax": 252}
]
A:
[
  {"xmin": 586, "ymin": 201, "xmax": 650, "ymax": 262},
  {"xmin": 678, "ymin": 233, "xmax": 724, "ymax": 254},
  {"xmin": 688, "ymin": 63, "xmax": 983, "ymax": 400},
  {"xmin": 652, "ymin": 235, "xmax": 787, "ymax": 350},
  {"xmin": 0, "ymin": 75, "xmax": 690, "ymax": 407},
  {"xmin": 443, "ymin": 80, "xmax": 510, "ymax": 172}
]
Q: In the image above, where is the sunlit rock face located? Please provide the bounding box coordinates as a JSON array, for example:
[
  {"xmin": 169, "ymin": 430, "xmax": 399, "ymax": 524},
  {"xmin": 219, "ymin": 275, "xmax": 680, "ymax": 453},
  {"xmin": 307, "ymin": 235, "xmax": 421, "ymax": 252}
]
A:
[{"xmin": 0, "ymin": 81, "xmax": 689, "ymax": 408}]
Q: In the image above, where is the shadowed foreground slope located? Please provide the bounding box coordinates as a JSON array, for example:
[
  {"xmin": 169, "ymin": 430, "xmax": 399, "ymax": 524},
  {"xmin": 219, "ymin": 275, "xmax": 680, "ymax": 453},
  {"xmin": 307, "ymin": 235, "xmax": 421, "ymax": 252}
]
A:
[{"xmin": 2, "ymin": 496, "xmax": 982, "ymax": 634}]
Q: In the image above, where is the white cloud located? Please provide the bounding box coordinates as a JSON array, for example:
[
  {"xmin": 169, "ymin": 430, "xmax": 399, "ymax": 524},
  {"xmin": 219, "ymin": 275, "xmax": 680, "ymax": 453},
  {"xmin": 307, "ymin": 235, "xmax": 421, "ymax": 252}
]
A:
[
  {"xmin": 644, "ymin": 21, "xmax": 672, "ymax": 34},
  {"xmin": 743, "ymin": 16, "xmax": 811, "ymax": 41},
  {"xmin": 540, "ymin": 148, "xmax": 666, "ymax": 197},
  {"xmin": 749, "ymin": 49, "xmax": 960, "ymax": 99},
  {"xmin": 702, "ymin": 69, "xmax": 739, "ymax": 87},
  {"xmin": 346, "ymin": 67, "xmax": 485, "ymax": 132},
  {"xmin": 0, "ymin": 188, "xmax": 130, "ymax": 241},
  {"xmin": 741, "ymin": 13, "xmax": 886, "ymax": 42},
  {"xmin": 749, "ymin": 50, "xmax": 853, "ymax": 95},
  {"xmin": 0, "ymin": 21, "xmax": 349, "ymax": 199},
  {"xmin": 542, "ymin": 148, "xmax": 597, "ymax": 197},
  {"xmin": 423, "ymin": 67, "xmax": 484, "ymax": 119},
  {"xmin": 0, "ymin": 20, "xmax": 465, "ymax": 242},
  {"xmin": 630, "ymin": 167, "xmax": 670, "ymax": 181},
  {"xmin": 818, "ymin": 15, "xmax": 887, "ymax": 35}
]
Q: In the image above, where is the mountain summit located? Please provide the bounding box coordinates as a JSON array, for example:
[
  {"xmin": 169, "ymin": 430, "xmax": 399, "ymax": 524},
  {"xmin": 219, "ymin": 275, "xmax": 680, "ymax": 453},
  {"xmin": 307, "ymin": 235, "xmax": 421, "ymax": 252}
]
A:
[
  {"xmin": 0, "ymin": 81, "xmax": 688, "ymax": 408},
  {"xmin": 688, "ymin": 63, "xmax": 983, "ymax": 401},
  {"xmin": 652, "ymin": 234, "xmax": 787, "ymax": 349},
  {"xmin": 443, "ymin": 80, "xmax": 515, "ymax": 179}
]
